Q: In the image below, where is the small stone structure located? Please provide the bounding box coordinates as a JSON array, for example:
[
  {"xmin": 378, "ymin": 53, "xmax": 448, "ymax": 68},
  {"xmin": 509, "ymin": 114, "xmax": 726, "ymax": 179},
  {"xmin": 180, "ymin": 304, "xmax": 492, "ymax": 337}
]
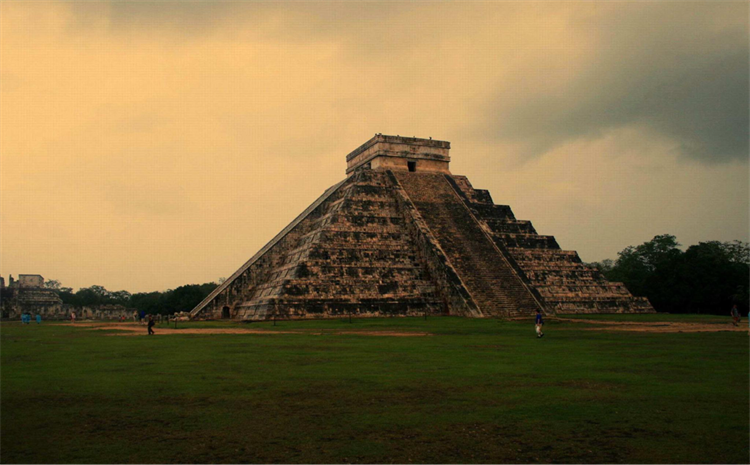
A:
[
  {"xmin": 190, "ymin": 135, "xmax": 653, "ymax": 320},
  {"xmin": 1, "ymin": 274, "xmax": 63, "ymax": 319}
]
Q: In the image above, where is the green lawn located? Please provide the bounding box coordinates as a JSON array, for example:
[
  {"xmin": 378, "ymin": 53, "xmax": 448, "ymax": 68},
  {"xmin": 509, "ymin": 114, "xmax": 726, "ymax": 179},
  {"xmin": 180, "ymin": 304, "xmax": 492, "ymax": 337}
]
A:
[{"xmin": 1, "ymin": 317, "xmax": 747, "ymax": 464}]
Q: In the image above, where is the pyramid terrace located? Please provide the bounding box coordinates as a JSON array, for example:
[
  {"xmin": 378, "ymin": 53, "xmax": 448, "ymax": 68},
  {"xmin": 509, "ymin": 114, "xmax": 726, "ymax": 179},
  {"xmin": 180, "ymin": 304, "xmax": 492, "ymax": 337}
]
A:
[{"xmin": 191, "ymin": 135, "xmax": 652, "ymax": 320}]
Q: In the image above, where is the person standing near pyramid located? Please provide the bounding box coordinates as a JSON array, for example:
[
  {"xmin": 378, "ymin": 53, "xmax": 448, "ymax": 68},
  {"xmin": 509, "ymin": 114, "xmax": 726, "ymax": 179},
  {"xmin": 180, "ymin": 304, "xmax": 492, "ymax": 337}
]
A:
[
  {"xmin": 730, "ymin": 304, "xmax": 740, "ymax": 326},
  {"xmin": 535, "ymin": 309, "xmax": 544, "ymax": 338}
]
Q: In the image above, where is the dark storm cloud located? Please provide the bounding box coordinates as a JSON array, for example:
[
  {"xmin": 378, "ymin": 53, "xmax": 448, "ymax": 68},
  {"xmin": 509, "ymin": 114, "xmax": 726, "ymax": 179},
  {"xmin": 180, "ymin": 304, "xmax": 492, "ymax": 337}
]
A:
[
  {"xmin": 479, "ymin": 3, "xmax": 749, "ymax": 164},
  {"xmin": 66, "ymin": 2, "xmax": 748, "ymax": 164},
  {"xmin": 66, "ymin": 2, "xmax": 409, "ymax": 36},
  {"xmin": 66, "ymin": 2, "xmax": 248, "ymax": 32}
]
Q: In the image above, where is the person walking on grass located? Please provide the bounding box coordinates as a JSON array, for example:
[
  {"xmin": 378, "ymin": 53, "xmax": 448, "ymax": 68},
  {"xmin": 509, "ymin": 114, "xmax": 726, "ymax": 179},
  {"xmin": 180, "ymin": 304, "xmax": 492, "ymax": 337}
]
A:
[
  {"xmin": 535, "ymin": 309, "xmax": 544, "ymax": 338},
  {"xmin": 147, "ymin": 315, "xmax": 155, "ymax": 335},
  {"xmin": 35, "ymin": 314, "xmax": 41, "ymax": 324},
  {"xmin": 70, "ymin": 311, "xmax": 76, "ymax": 324},
  {"xmin": 730, "ymin": 305, "xmax": 740, "ymax": 327}
]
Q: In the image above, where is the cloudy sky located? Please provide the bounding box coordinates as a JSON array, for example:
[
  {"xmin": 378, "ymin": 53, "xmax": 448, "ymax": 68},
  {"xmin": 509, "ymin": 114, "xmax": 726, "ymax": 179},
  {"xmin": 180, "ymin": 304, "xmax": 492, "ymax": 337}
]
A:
[{"xmin": 1, "ymin": 1, "xmax": 748, "ymax": 293}]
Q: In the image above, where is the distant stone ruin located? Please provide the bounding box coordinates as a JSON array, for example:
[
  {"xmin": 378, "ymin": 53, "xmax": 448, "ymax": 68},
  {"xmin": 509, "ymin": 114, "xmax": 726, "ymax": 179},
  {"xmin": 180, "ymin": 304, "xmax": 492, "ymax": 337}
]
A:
[
  {"xmin": 1, "ymin": 274, "xmax": 134, "ymax": 320},
  {"xmin": 191, "ymin": 135, "xmax": 653, "ymax": 320},
  {"xmin": 1, "ymin": 274, "xmax": 63, "ymax": 319}
]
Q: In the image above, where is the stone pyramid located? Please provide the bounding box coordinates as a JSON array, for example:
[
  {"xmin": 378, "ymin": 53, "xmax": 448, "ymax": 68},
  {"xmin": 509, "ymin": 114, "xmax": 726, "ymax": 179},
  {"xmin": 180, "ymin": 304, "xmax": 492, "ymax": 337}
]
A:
[{"xmin": 190, "ymin": 135, "xmax": 653, "ymax": 320}]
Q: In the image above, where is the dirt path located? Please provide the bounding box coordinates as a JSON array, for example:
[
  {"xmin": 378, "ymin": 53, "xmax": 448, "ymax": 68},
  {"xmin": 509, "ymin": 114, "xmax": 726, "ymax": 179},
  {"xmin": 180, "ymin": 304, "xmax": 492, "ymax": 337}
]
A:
[
  {"xmin": 63, "ymin": 322, "xmax": 431, "ymax": 337},
  {"xmin": 557, "ymin": 318, "xmax": 748, "ymax": 333}
]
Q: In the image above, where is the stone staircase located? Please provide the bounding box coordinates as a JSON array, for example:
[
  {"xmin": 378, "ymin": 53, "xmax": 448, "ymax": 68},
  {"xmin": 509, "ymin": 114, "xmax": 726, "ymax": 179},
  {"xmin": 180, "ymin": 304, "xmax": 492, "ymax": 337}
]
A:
[
  {"xmin": 448, "ymin": 175, "xmax": 654, "ymax": 314},
  {"xmin": 393, "ymin": 171, "xmax": 541, "ymax": 317}
]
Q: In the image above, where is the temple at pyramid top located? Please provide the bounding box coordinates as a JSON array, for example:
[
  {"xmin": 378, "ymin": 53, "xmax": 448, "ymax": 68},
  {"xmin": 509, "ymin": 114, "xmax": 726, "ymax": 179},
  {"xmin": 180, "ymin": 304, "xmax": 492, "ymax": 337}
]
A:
[
  {"xmin": 346, "ymin": 134, "xmax": 451, "ymax": 175},
  {"xmin": 190, "ymin": 134, "xmax": 653, "ymax": 321}
]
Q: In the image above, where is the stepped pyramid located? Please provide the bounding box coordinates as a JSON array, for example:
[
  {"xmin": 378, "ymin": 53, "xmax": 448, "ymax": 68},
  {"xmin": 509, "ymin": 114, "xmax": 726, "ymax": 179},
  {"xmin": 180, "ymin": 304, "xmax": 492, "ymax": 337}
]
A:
[{"xmin": 191, "ymin": 135, "xmax": 653, "ymax": 320}]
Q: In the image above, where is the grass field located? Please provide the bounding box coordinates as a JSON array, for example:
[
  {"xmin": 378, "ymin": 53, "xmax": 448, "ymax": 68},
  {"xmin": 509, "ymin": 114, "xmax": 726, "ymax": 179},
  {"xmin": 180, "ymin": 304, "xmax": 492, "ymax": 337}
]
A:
[{"xmin": 1, "ymin": 316, "xmax": 748, "ymax": 464}]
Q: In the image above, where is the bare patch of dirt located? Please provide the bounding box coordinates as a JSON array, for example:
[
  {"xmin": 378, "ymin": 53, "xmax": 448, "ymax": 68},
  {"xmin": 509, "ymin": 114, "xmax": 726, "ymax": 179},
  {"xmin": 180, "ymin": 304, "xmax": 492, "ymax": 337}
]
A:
[
  {"xmin": 336, "ymin": 331, "xmax": 430, "ymax": 337},
  {"xmin": 558, "ymin": 318, "xmax": 748, "ymax": 333},
  {"xmin": 62, "ymin": 322, "xmax": 430, "ymax": 337}
]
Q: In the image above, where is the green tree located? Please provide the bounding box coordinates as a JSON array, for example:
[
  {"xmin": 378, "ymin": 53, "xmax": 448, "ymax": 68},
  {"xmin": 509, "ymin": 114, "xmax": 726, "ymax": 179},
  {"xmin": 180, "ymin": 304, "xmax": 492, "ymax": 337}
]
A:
[
  {"xmin": 129, "ymin": 282, "xmax": 217, "ymax": 315},
  {"xmin": 58, "ymin": 287, "xmax": 75, "ymax": 304},
  {"xmin": 108, "ymin": 290, "xmax": 132, "ymax": 305},
  {"xmin": 588, "ymin": 258, "xmax": 614, "ymax": 274},
  {"xmin": 607, "ymin": 234, "xmax": 682, "ymax": 297},
  {"xmin": 604, "ymin": 235, "xmax": 749, "ymax": 314},
  {"xmin": 130, "ymin": 292, "xmax": 163, "ymax": 315},
  {"xmin": 162, "ymin": 283, "xmax": 218, "ymax": 314},
  {"xmin": 719, "ymin": 240, "xmax": 750, "ymax": 265},
  {"xmin": 675, "ymin": 241, "xmax": 749, "ymax": 313}
]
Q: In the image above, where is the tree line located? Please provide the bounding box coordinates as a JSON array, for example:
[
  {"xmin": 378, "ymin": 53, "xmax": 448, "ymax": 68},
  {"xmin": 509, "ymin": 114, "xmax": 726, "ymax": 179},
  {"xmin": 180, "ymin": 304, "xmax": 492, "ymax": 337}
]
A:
[
  {"xmin": 44, "ymin": 280, "xmax": 219, "ymax": 315},
  {"xmin": 589, "ymin": 235, "xmax": 749, "ymax": 315}
]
